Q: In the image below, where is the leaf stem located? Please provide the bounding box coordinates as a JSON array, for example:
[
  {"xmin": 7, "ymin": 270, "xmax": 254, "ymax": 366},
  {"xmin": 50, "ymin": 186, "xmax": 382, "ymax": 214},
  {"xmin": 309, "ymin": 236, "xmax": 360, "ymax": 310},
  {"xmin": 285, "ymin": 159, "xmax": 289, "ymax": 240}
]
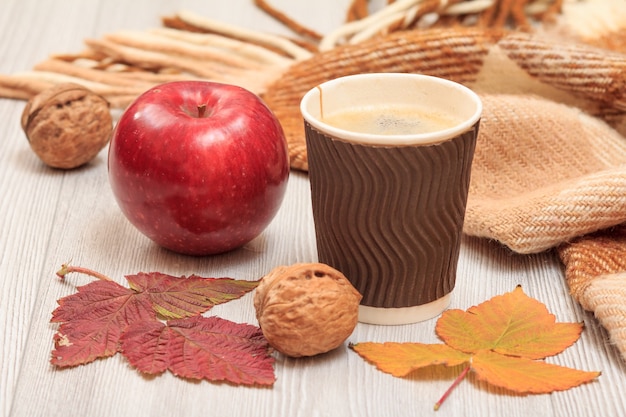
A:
[
  {"xmin": 197, "ymin": 103, "xmax": 207, "ymax": 118},
  {"xmin": 434, "ymin": 364, "xmax": 471, "ymax": 411},
  {"xmin": 56, "ymin": 263, "xmax": 113, "ymax": 281}
]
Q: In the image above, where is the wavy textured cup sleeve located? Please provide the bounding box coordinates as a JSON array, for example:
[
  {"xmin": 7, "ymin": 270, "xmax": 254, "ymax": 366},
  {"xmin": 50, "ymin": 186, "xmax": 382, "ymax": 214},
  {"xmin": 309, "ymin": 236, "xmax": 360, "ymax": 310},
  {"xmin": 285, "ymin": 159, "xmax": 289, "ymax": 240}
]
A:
[{"xmin": 305, "ymin": 121, "xmax": 479, "ymax": 309}]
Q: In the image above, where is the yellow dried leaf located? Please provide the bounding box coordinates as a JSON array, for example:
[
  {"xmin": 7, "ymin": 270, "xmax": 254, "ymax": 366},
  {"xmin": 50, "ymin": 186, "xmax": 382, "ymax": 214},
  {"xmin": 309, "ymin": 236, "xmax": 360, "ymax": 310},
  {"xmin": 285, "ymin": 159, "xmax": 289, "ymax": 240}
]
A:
[
  {"xmin": 435, "ymin": 286, "xmax": 583, "ymax": 359},
  {"xmin": 472, "ymin": 350, "xmax": 600, "ymax": 394},
  {"xmin": 351, "ymin": 287, "xmax": 601, "ymax": 409},
  {"xmin": 350, "ymin": 342, "xmax": 469, "ymax": 377}
]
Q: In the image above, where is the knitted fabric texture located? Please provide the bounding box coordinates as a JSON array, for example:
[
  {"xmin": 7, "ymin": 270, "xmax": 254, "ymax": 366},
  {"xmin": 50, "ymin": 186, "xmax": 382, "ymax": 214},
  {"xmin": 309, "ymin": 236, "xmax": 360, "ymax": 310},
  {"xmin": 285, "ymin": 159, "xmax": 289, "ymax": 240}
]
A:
[
  {"xmin": 467, "ymin": 94, "xmax": 626, "ymax": 254},
  {"xmin": 559, "ymin": 226, "xmax": 626, "ymax": 309},
  {"xmin": 559, "ymin": 227, "xmax": 626, "ymax": 360}
]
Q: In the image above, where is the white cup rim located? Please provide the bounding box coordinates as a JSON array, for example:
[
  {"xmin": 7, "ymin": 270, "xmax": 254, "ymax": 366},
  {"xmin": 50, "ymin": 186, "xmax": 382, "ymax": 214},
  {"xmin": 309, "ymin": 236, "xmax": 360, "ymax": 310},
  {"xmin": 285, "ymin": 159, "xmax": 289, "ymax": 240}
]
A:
[{"xmin": 300, "ymin": 73, "xmax": 482, "ymax": 146}]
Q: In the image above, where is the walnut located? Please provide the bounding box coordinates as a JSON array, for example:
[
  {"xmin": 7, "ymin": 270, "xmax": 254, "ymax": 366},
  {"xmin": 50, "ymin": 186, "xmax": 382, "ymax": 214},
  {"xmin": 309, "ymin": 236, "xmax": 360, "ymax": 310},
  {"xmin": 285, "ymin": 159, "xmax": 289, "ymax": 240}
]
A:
[
  {"xmin": 254, "ymin": 263, "xmax": 362, "ymax": 357},
  {"xmin": 21, "ymin": 83, "xmax": 112, "ymax": 169}
]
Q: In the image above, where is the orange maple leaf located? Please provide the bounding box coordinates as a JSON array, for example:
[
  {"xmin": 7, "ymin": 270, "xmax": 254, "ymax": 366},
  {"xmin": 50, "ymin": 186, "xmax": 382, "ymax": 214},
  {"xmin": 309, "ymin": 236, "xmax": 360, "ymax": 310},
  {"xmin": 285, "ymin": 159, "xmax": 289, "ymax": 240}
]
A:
[{"xmin": 351, "ymin": 286, "xmax": 600, "ymax": 410}]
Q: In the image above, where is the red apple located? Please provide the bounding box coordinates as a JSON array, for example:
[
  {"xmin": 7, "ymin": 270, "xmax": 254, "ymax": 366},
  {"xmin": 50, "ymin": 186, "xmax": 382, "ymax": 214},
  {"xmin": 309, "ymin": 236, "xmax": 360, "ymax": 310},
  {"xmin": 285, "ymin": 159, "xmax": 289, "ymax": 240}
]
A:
[{"xmin": 108, "ymin": 81, "xmax": 289, "ymax": 255}]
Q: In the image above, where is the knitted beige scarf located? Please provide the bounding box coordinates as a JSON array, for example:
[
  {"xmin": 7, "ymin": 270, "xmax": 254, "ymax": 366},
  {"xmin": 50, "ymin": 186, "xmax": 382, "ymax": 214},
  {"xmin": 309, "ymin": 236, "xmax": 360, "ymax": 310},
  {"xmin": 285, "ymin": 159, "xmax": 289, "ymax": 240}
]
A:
[{"xmin": 2, "ymin": 0, "xmax": 626, "ymax": 362}]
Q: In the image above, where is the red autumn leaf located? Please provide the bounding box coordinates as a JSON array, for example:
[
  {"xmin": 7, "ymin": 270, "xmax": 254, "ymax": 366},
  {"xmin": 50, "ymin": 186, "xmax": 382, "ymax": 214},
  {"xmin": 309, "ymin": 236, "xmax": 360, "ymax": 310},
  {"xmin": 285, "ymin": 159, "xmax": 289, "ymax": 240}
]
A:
[
  {"xmin": 51, "ymin": 280, "xmax": 155, "ymax": 367},
  {"xmin": 126, "ymin": 272, "xmax": 259, "ymax": 319},
  {"xmin": 51, "ymin": 265, "xmax": 260, "ymax": 370},
  {"xmin": 120, "ymin": 315, "xmax": 275, "ymax": 386},
  {"xmin": 351, "ymin": 286, "xmax": 601, "ymax": 409}
]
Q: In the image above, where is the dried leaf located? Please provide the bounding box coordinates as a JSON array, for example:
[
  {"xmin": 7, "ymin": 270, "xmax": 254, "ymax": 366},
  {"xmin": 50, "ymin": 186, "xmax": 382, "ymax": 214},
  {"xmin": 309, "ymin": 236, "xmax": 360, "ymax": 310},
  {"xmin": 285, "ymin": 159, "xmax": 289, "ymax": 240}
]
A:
[
  {"xmin": 51, "ymin": 280, "xmax": 155, "ymax": 366},
  {"xmin": 351, "ymin": 287, "xmax": 600, "ymax": 408},
  {"xmin": 126, "ymin": 272, "xmax": 259, "ymax": 319},
  {"xmin": 472, "ymin": 350, "xmax": 600, "ymax": 394},
  {"xmin": 51, "ymin": 265, "xmax": 264, "ymax": 383},
  {"xmin": 350, "ymin": 342, "xmax": 469, "ymax": 377},
  {"xmin": 120, "ymin": 315, "xmax": 275, "ymax": 386},
  {"xmin": 436, "ymin": 286, "xmax": 583, "ymax": 359}
]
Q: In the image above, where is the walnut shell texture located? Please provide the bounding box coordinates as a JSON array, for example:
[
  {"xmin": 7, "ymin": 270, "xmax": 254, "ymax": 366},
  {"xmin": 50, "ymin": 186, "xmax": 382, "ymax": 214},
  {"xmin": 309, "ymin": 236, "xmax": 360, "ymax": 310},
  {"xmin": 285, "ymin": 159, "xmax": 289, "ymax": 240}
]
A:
[
  {"xmin": 254, "ymin": 263, "xmax": 362, "ymax": 357},
  {"xmin": 21, "ymin": 82, "xmax": 112, "ymax": 169}
]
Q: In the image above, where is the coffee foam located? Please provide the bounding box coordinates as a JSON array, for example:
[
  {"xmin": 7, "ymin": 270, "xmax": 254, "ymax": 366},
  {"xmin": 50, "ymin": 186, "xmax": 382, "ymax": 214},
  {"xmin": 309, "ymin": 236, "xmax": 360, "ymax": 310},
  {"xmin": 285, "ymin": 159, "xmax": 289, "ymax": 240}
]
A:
[
  {"xmin": 322, "ymin": 105, "xmax": 462, "ymax": 136},
  {"xmin": 301, "ymin": 73, "xmax": 482, "ymax": 146}
]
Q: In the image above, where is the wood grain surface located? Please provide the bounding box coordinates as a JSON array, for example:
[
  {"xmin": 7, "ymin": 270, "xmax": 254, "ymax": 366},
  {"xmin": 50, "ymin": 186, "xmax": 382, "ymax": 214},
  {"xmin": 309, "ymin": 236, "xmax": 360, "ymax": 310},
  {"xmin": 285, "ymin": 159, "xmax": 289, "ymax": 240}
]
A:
[{"xmin": 1, "ymin": 1, "xmax": 625, "ymax": 416}]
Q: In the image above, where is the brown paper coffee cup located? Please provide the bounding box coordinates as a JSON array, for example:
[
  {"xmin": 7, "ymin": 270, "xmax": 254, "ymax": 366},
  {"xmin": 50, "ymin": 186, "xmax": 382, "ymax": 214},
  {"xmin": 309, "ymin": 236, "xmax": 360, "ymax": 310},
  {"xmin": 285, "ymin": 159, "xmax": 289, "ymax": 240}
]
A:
[{"xmin": 301, "ymin": 73, "xmax": 482, "ymax": 325}]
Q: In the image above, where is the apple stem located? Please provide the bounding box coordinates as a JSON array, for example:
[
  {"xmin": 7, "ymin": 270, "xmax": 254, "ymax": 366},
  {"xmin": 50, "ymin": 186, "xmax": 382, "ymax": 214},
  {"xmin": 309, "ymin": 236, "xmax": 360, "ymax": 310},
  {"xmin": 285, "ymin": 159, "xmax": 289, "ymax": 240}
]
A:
[
  {"xmin": 56, "ymin": 263, "xmax": 113, "ymax": 282},
  {"xmin": 434, "ymin": 364, "xmax": 471, "ymax": 411},
  {"xmin": 197, "ymin": 103, "xmax": 207, "ymax": 118}
]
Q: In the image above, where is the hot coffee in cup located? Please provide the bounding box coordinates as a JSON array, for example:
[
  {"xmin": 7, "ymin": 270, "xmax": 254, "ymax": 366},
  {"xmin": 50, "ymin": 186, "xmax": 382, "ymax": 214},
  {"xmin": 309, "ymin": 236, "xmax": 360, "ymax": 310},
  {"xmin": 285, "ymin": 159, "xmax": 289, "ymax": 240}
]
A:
[{"xmin": 301, "ymin": 73, "xmax": 482, "ymax": 325}]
